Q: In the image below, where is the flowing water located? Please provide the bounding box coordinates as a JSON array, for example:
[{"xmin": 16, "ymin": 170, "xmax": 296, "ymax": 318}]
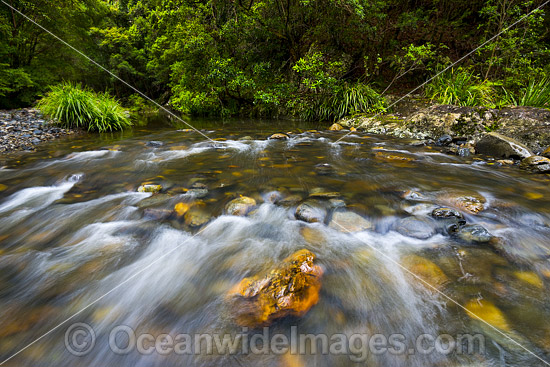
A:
[{"xmin": 0, "ymin": 116, "xmax": 549, "ymax": 366}]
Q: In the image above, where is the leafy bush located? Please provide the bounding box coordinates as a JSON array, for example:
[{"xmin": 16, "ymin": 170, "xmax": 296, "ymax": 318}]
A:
[
  {"xmin": 424, "ymin": 68, "xmax": 496, "ymax": 107},
  {"xmin": 501, "ymin": 78, "xmax": 550, "ymax": 108},
  {"xmin": 38, "ymin": 83, "xmax": 131, "ymax": 132}
]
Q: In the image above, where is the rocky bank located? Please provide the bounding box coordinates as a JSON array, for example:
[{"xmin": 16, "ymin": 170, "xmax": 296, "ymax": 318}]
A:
[
  {"xmin": 338, "ymin": 100, "xmax": 550, "ymax": 153},
  {"xmin": 0, "ymin": 108, "xmax": 79, "ymax": 154}
]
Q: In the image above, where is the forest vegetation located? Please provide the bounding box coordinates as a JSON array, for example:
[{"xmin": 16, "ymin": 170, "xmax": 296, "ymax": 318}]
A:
[{"xmin": 1, "ymin": 0, "xmax": 549, "ymax": 123}]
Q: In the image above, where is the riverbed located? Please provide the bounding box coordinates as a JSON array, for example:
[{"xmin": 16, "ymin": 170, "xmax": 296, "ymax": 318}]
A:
[{"xmin": 0, "ymin": 116, "xmax": 549, "ymax": 366}]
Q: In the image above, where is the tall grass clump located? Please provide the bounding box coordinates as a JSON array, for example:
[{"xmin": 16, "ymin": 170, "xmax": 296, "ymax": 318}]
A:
[
  {"xmin": 38, "ymin": 82, "xmax": 131, "ymax": 132},
  {"xmin": 292, "ymin": 83, "xmax": 386, "ymax": 122},
  {"xmin": 501, "ymin": 78, "xmax": 550, "ymax": 108},
  {"xmin": 425, "ymin": 68, "xmax": 496, "ymax": 107}
]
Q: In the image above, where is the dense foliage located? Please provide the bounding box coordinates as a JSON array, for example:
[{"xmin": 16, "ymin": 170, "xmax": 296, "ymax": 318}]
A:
[
  {"xmin": 1, "ymin": 0, "xmax": 550, "ymax": 118},
  {"xmin": 38, "ymin": 82, "xmax": 131, "ymax": 131}
]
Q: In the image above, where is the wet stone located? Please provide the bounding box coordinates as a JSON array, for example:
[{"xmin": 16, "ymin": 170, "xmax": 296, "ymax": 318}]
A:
[
  {"xmin": 519, "ymin": 155, "xmax": 550, "ymax": 173},
  {"xmin": 328, "ymin": 209, "xmax": 373, "ymax": 232},
  {"xmin": 187, "ymin": 182, "xmax": 209, "ymax": 198},
  {"xmin": 268, "ymin": 133, "xmax": 289, "ymax": 140},
  {"xmin": 436, "ymin": 134, "xmax": 452, "ymax": 146},
  {"xmin": 184, "ymin": 205, "xmax": 211, "ymax": 228},
  {"xmin": 146, "ymin": 141, "xmax": 164, "ymax": 147},
  {"xmin": 225, "ymin": 196, "xmax": 256, "ymax": 216},
  {"xmin": 475, "ymin": 132, "xmax": 532, "ymax": 159},
  {"xmin": 137, "ymin": 184, "xmax": 162, "ymax": 193},
  {"xmin": 329, "ymin": 123, "xmax": 343, "ymax": 131},
  {"xmin": 143, "ymin": 208, "xmax": 173, "ymax": 221},
  {"xmin": 295, "ymin": 199, "xmax": 328, "ymax": 223},
  {"xmin": 401, "ymin": 255, "xmax": 448, "ymax": 289},
  {"xmin": 394, "ymin": 216, "xmax": 436, "ymax": 239},
  {"xmin": 431, "ymin": 207, "xmax": 466, "ymax": 225},
  {"xmin": 456, "ymin": 224, "xmax": 493, "ymax": 243},
  {"xmin": 228, "ymin": 249, "xmax": 323, "ymax": 327}
]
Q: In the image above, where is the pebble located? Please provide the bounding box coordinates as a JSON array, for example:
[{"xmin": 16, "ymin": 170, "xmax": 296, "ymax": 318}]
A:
[{"xmin": 0, "ymin": 108, "xmax": 77, "ymax": 154}]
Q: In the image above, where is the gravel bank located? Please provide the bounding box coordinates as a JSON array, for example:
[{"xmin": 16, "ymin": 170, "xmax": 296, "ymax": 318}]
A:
[{"xmin": 0, "ymin": 108, "xmax": 79, "ymax": 154}]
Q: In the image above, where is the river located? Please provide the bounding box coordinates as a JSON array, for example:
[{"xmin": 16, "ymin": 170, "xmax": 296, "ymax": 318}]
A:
[{"xmin": 0, "ymin": 116, "xmax": 549, "ymax": 366}]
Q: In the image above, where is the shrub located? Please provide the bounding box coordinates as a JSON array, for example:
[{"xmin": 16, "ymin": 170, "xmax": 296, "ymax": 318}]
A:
[
  {"xmin": 424, "ymin": 68, "xmax": 496, "ymax": 107},
  {"xmin": 501, "ymin": 78, "xmax": 550, "ymax": 108},
  {"xmin": 38, "ymin": 82, "xmax": 131, "ymax": 132}
]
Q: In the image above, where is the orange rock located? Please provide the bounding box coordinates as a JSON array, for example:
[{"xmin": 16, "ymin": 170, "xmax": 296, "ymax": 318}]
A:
[{"xmin": 228, "ymin": 249, "xmax": 323, "ymax": 327}]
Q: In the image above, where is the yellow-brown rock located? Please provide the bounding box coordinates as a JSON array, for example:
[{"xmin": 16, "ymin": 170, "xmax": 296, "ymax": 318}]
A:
[
  {"xmin": 401, "ymin": 255, "xmax": 448, "ymax": 289},
  {"xmin": 269, "ymin": 133, "xmax": 290, "ymax": 140},
  {"xmin": 464, "ymin": 299, "xmax": 511, "ymax": 332},
  {"xmin": 329, "ymin": 123, "xmax": 343, "ymax": 131},
  {"xmin": 439, "ymin": 191, "xmax": 486, "ymax": 214},
  {"xmin": 228, "ymin": 249, "xmax": 323, "ymax": 327}
]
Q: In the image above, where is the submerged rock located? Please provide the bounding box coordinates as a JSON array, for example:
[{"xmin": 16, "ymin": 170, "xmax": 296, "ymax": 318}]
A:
[
  {"xmin": 519, "ymin": 155, "xmax": 550, "ymax": 173},
  {"xmin": 295, "ymin": 199, "xmax": 328, "ymax": 223},
  {"xmin": 394, "ymin": 216, "xmax": 436, "ymax": 239},
  {"xmin": 474, "ymin": 132, "xmax": 532, "ymax": 159},
  {"xmin": 329, "ymin": 123, "xmax": 343, "ymax": 131},
  {"xmin": 137, "ymin": 184, "xmax": 162, "ymax": 193},
  {"xmin": 184, "ymin": 204, "xmax": 211, "ymax": 228},
  {"xmin": 187, "ymin": 182, "xmax": 209, "ymax": 197},
  {"xmin": 456, "ymin": 224, "xmax": 493, "ymax": 243},
  {"xmin": 314, "ymin": 163, "xmax": 334, "ymax": 176},
  {"xmin": 401, "ymin": 255, "xmax": 448, "ymax": 289},
  {"xmin": 228, "ymin": 249, "xmax": 323, "ymax": 327},
  {"xmin": 137, "ymin": 193, "xmax": 172, "ymax": 208},
  {"xmin": 225, "ymin": 196, "xmax": 256, "ymax": 216},
  {"xmin": 464, "ymin": 299, "xmax": 511, "ymax": 332},
  {"xmin": 328, "ymin": 209, "xmax": 373, "ymax": 232},
  {"xmin": 143, "ymin": 208, "xmax": 172, "ymax": 221},
  {"xmin": 145, "ymin": 141, "xmax": 163, "ymax": 147},
  {"xmin": 174, "ymin": 202, "xmax": 191, "ymax": 217},
  {"xmin": 269, "ymin": 133, "xmax": 289, "ymax": 140}
]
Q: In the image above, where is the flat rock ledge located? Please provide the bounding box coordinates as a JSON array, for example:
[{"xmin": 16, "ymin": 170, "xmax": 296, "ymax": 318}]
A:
[
  {"xmin": 0, "ymin": 108, "xmax": 79, "ymax": 154},
  {"xmin": 339, "ymin": 102, "xmax": 550, "ymax": 152}
]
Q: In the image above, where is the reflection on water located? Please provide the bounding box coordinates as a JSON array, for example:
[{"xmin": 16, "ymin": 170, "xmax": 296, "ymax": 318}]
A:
[{"xmin": 0, "ymin": 116, "xmax": 549, "ymax": 366}]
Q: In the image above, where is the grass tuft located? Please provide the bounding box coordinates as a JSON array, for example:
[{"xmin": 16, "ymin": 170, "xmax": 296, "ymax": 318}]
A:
[{"xmin": 38, "ymin": 82, "xmax": 131, "ymax": 132}]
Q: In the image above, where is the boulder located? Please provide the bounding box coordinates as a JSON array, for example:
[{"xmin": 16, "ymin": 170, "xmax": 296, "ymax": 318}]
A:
[
  {"xmin": 228, "ymin": 249, "xmax": 323, "ymax": 327},
  {"xmin": 328, "ymin": 210, "xmax": 373, "ymax": 232},
  {"xmin": 519, "ymin": 155, "xmax": 550, "ymax": 173},
  {"xmin": 225, "ymin": 196, "xmax": 256, "ymax": 216},
  {"xmin": 474, "ymin": 132, "xmax": 532, "ymax": 159},
  {"xmin": 394, "ymin": 216, "xmax": 436, "ymax": 239},
  {"xmin": 295, "ymin": 199, "xmax": 328, "ymax": 223}
]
